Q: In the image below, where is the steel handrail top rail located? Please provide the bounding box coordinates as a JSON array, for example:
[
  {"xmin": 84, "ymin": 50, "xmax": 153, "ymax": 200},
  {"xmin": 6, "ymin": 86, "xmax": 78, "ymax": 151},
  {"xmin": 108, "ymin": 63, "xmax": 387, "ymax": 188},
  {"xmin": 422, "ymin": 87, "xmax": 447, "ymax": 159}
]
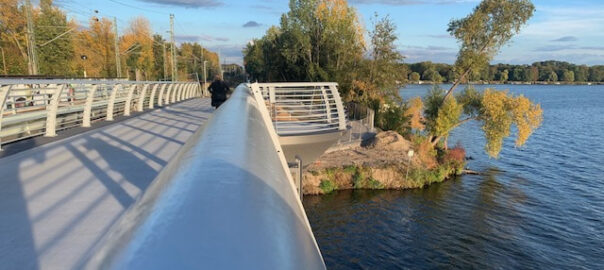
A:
[
  {"xmin": 84, "ymin": 84, "xmax": 326, "ymax": 269},
  {"xmin": 0, "ymin": 79, "xmax": 190, "ymax": 85}
]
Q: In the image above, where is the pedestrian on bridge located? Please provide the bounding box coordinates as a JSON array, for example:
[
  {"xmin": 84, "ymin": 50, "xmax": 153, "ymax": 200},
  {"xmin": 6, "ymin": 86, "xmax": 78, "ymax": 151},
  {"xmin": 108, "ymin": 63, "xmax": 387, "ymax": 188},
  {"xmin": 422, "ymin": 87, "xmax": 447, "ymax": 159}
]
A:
[{"xmin": 208, "ymin": 75, "xmax": 229, "ymax": 109}]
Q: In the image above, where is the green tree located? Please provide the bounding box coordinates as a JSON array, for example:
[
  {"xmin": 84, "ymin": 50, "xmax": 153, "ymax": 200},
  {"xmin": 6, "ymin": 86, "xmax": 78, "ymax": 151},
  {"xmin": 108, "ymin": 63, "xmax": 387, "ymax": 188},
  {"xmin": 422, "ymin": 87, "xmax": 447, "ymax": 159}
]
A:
[
  {"xmin": 35, "ymin": 0, "xmax": 74, "ymax": 75},
  {"xmin": 561, "ymin": 70, "xmax": 574, "ymax": 82},
  {"xmin": 422, "ymin": 69, "xmax": 442, "ymax": 83},
  {"xmin": 0, "ymin": 0, "xmax": 28, "ymax": 74},
  {"xmin": 409, "ymin": 72, "xmax": 420, "ymax": 82},
  {"xmin": 546, "ymin": 71, "xmax": 558, "ymax": 82},
  {"xmin": 498, "ymin": 69, "xmax": 509, "ymax": 83},
  {"xmin": 574, "ymin": 65, "xmax": 589, "ymax": 82},
  {"xmin": 364, "ymin": 14, "xmax": 405, "ymax": 101},
  {"xmin": 446, "ymin": 0, "xmax": 535, "ymax": 98}
]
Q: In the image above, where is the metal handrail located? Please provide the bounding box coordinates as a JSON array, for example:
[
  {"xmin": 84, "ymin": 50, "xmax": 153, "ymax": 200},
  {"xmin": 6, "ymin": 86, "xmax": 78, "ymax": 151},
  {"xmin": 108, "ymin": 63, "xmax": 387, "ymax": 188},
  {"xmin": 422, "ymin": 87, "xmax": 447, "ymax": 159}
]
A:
[
  {"xmin": 252, "ymin": 82, "xmax": 346, "ymax": 136},
  {"xmin": 84, "ymin": 84, "xmax": 325, "ymax": 269},
  {"xmin": 0, "ymin": 79, "xmax": 203, "ymax": 150}
]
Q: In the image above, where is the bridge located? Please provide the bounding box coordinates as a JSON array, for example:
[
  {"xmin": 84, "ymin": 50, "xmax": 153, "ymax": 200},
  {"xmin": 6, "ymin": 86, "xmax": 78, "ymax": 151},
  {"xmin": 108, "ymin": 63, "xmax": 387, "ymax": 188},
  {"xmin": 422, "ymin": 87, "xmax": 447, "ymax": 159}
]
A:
[{"xmin": 0, "ymin": 80, "xmax": 347, "ymax": 269}]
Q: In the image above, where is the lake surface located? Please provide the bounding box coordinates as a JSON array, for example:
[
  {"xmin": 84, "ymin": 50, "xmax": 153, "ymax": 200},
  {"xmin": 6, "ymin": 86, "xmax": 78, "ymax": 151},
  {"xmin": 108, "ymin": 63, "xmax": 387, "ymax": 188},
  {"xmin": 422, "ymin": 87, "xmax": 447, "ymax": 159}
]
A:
[{"xmin": 304, "ymin": 84, "xmax": 604, "ymax": 269}]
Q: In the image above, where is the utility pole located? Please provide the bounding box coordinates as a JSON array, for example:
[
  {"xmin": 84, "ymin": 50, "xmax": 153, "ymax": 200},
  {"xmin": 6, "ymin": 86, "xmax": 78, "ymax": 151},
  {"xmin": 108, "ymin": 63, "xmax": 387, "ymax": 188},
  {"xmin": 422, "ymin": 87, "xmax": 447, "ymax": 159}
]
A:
[
  {"xmin": 169, "ymin": 14, "xmax": 177, "ymax": 81},
  {"xmin": 114, "ymin": 17, "xmax": 122, "ymax": 78},
  {"xmin": 203, "ymin": 60, "xmax": 207, "ymax": 84},
  {"xmin": 25, "ymin": 0, "xmax": 38, "ymax": 75},
  {"xmin": 162, "ymin": 42, "xmax": 168, "ymax": 80}
]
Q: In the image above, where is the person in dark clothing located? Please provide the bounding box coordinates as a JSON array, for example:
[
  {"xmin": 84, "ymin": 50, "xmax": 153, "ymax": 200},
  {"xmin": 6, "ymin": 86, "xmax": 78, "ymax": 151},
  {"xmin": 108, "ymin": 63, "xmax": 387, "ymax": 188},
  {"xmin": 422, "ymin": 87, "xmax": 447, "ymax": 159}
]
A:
[{"xmin": 208, "ymin": 75, "xmax": 229, "ymax": 109}]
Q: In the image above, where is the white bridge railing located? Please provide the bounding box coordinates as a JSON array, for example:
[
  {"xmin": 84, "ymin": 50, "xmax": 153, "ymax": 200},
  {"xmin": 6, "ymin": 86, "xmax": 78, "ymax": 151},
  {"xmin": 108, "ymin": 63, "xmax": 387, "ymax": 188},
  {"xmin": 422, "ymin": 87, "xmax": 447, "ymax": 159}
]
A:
[
  {"xmin": 84, "ymin": 84, "xmax": 326, "ymax": 269},
  {"xmin": 0, "ymin": 79, "xmax": 202, "ymax": 150},
  {"xmin": 252, "ymin": 83, "xmax": 346, "ymax": 136}
]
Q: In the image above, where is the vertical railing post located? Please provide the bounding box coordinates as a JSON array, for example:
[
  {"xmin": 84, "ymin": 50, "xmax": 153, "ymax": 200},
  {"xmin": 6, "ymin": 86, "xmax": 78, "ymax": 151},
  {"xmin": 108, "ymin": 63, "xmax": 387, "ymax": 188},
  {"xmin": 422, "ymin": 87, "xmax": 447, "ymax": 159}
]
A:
[
  {"xmin": 45, "ymin": 84, "xmax": 66, "ymax": 137},
  {"xmin": 320, "ymin": 86, "xmax": 332, "ymax": 124},
  {"xmin": 124, "ymin": 84, "xmax": 138, "ymax": 116},
  {"xmin": 0, "ymin": 85, "xmax": 13, "ymax": 150},
  {"xmin": 175, "ymin": 83, "xmax": 182, "ymax": 102},
  {"xmin": 147, "ymin": 84, "xmax": 160, "ymax": 109},
  {"xmin": 106, "ymin": 84, "xmax": 120, "ymax": 121},
  {"xmin": 158, "ymin": 83, "xmax": 168, "ymax": 106},
  {"xmin": 136, "ymin": 84, "xmax": 150, "ymax": 112},
  {"xmin": 82, "ymin": 84, "xmax": 100, "ymax": 127},
  {"xmin": 164, "ymin": 83, "xmax": 173, "ymax": 105},
  {"xmin": 171, "ymin": 83, "xmax": 180, "ymax": 103},
  {"xmin": 328, "ymin": 84, "xmax": 346, "ymax": 131},
  {"xmin": 181, "ymin": 83, "xmax": 189, "ymax": 100}
]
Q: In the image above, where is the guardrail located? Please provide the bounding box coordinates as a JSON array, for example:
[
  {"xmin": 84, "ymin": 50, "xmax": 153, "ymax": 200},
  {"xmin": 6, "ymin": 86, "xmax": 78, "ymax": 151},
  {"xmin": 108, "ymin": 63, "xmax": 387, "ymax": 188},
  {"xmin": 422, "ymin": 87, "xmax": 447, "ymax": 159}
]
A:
[
  {"xmin": 0, "ymin": 79, "xmax": 202, "ymax": 150},
  {"xmin": 84, "ymin": 84, "xmax": 326, "ymax": 269},
  {"xmin": 251, "ymin": 82, "xmax": 346, "ymax": 136}
]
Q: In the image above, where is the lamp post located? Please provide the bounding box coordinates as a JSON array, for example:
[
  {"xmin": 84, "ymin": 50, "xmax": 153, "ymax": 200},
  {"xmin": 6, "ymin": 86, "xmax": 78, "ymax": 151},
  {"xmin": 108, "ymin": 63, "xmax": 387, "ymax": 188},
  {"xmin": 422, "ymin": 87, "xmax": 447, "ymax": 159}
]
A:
[{"xmin": 80, "ymin": 55, "xmax": 88, "ymax": 78}]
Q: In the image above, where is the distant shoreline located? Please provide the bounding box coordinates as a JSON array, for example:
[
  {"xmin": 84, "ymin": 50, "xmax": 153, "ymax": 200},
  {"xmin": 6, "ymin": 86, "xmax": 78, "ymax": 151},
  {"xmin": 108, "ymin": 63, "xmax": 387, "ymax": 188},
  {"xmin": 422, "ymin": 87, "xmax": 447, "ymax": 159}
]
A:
[{"xmin": 408, "ymin": 81, "xmax": 603, "ymax": 86}]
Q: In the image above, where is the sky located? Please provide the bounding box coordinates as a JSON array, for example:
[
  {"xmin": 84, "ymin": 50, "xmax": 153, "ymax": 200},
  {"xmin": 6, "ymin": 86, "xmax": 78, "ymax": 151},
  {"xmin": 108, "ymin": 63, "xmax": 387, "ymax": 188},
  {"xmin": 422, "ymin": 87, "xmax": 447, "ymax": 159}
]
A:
[{"xmin": 54, "ymin": 0, "xmax": 604, "ymax": 66}]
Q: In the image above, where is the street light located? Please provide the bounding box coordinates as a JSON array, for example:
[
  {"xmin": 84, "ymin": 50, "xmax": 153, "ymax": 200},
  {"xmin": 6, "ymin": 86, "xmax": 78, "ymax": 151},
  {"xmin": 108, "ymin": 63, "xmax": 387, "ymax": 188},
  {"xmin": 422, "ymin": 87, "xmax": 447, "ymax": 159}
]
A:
[{"xmin": 80, "ymin": 55, "xmax": 88, "ymax": 78}]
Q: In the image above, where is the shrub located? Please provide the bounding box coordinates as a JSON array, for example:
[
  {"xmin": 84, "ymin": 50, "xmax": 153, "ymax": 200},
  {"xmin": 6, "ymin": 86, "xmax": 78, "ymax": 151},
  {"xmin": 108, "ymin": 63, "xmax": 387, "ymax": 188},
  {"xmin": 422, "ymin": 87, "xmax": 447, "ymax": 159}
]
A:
[
  {"xmin": 319, "ymin": 179, "xmax": 337, "ymax": 194},
  {"xmin": 376, "ymin": 102, "xmax": 411, "ymax": 136}
]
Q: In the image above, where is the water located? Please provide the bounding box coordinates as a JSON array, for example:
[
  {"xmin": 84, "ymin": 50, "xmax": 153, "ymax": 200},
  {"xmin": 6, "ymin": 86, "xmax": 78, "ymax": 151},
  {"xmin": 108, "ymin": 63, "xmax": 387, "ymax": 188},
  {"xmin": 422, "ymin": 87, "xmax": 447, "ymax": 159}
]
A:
[{"xmin": 304, "ymin": 84, "xmax": 604, "ymax": 269}]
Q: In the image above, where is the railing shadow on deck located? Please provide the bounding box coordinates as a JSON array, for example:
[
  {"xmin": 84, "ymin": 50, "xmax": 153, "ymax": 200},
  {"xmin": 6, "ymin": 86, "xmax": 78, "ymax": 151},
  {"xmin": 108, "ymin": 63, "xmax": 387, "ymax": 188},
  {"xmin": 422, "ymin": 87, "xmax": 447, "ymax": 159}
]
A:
[{"xmin": 0, "ymin": 99, "xmax": 209, "ymax": 270}]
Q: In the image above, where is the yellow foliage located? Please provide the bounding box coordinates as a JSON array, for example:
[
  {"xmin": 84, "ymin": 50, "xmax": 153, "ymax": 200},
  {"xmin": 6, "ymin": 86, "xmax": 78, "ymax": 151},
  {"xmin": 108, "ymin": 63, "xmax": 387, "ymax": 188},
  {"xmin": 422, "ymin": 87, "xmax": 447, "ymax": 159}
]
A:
[
  {"xmin": 481, "ymin": 89, "xmax": 543, "ymax": 158},
  {"xmin": 435, "ymin": 96, "xmax": 463, "ymax": 138},
  {"xmin": 510, "ymin": 95, "xmax": 543, "ymax": 147},
  {"xmin": 405, "ymin": 97, "xmax": 425, "ymax": 131},
  {"xmin": 120, "ymin": 17, "xmax": 154, "ymax": 78},
  {"xmin": 351, "ymin": 80, "xmax": 380, "ymax": 103},
  {"xmin": 73, "ymin": 17, "xmax": 115, "ymax": 77}
]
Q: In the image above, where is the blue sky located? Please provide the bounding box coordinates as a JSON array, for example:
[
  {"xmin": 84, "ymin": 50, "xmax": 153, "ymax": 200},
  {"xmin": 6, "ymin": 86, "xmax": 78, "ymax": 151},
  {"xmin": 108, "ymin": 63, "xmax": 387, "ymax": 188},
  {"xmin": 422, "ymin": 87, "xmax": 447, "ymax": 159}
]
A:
[{"xmin": 55, "ymin": 0, "xmax": 604, "ymax": 65}]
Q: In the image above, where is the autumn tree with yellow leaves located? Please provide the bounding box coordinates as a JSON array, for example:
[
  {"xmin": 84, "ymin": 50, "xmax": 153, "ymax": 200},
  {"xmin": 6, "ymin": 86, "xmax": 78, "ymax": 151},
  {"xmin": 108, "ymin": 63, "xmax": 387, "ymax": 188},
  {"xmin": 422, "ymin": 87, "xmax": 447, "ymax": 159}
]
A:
[
  {"xmin": 73, "ymin": 17, "xmax": 116, "ymax": 77},
  {"xmin": 415, "ymin": 0, "xmax": 544, "ymax": 158},
  {"xmin": 120, "ymin": 17, "xmax": 155, "ymax": 80}
]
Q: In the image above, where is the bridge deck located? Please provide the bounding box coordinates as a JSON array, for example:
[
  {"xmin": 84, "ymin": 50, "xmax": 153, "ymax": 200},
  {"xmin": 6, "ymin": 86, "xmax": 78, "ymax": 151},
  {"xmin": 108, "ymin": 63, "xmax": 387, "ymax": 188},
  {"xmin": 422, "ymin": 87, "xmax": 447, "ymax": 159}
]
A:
[{"xmin": 0, "ymin": 98, "xmax": 213, "ymax": 270}]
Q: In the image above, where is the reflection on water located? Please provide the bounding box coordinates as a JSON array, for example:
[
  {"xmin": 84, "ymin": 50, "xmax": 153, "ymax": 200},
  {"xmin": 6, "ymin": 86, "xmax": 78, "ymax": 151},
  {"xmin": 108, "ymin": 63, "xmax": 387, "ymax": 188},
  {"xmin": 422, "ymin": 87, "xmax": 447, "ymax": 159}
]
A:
[{"xmin": 304, "ymin": 85, "xmax": 604, "ymax": 269}]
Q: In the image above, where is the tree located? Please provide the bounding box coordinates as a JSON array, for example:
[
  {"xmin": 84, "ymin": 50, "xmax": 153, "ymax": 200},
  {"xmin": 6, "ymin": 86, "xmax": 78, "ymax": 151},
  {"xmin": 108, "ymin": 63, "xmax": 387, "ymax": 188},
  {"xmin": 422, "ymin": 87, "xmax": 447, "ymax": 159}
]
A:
[
  {"xmin": 422, "ymin": 69, "xmax": 442, "ymax": 83},
  {"xmin": 120, "ymin": 17, "xmax": 154, "ymax": 80},
  {"xmin": 498, "ymin": 69, "xmax": 509, "ymax": 83},
  {"xmin": 419, "ymin": 0, "xmax": 542, "ymax": 157},
  {"xmin": 420, "ymin": 86, "xmax": 542, "ymax": 157},
  {"xmin": 446, "ymin": 0, "xmax": 535, "ymax": 98},
  {"xmin": 73, "ymin": 17, "xmax": 116, "ymax": 77},
  {"xmin": 409, "ymin": 72, "xmax": 420, "ymax": 82},
  {"xmin": 151, "ymin": 34, "xmax": 166, "ymax": 80},
  {"xmin": 0, "ymin": 0, "xmax": 28, "ymax": 74},
  {"xmin": 367, "ymin": 15, "xmax": 404, "ymax": 91},
  {"xmin": 35, "ymin": 0, "xmax": 74, "ymax": 75},
  {"xmin": 561, "ymin": 70, "xmax": 574, "ymax": 82},
  {"xmin": 546, "ymin": 71, "xmax": 558, "ymax": 82}
]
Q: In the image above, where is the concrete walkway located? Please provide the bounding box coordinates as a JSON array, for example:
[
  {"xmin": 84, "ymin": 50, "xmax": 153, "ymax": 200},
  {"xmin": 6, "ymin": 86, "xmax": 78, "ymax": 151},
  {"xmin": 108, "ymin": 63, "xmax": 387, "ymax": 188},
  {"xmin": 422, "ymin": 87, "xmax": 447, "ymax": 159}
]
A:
[{"xmin": 0, "ymin": 98, "xmax": 213, "ymax": 270}]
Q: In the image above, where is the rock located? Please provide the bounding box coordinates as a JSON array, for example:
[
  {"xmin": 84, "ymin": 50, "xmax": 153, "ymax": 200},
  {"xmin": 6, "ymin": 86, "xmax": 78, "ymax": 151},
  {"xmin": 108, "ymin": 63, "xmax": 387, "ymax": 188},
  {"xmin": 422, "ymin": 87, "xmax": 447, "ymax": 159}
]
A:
[{"xmin": 367, "ymin": 131, "xmax": 410, "ymax": 151}]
